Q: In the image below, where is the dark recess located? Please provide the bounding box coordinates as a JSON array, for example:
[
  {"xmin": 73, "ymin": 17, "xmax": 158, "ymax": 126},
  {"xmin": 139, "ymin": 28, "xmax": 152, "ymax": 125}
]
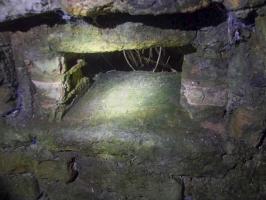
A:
[
  {"xmin": 256, "ymin": 129, "xmax": 266, "ymax": 149},
  {"xmin": 242, "ymin": 10, "xmax": 258, "ymax": 25},
  {"xmin": 89, "ymin": 3, "xmax": 227, "ymax": 30},
  {"xmin": 64, "ymin": 46, "xmax": 196, "ymax": 79},
  {"xmin": 0, "ymin": 11, "xmax": 66, "ymax": 32},
  {"xmin": 0, "ymin": 178, "xmax": 10, "ymax": 200},
  {"xmin": 0, "ymin": 3, "xmax": 227, "ymax": 32}
]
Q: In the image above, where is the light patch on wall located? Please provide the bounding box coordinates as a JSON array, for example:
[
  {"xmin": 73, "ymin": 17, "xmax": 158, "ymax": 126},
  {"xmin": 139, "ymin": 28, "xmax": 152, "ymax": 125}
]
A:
[
  {"xmin": 64, "ymin": 72, "xmax": 181, "ymax": 124},
  {"xmin": 100, "ymin": 81, "xmax": 156, "ymax": 117},
  {"xmin": 32, "ymin": 80, "xmax": 61, "ymax": 100}
]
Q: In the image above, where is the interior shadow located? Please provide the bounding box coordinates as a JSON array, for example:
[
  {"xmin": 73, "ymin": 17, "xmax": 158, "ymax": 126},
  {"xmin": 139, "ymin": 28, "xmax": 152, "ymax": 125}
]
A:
[
  {"xmin": 86, "ymin": 3, "xmax": 227, "ymax": 30},
  {"xmin": 64, "ymin": 45, "xmax": 196, "ymax": 81},
  {"xmin": 0, "ymin": 3, "xmax": 227, "ymax": 32},
  {"xmin": 0, "ymin": 11, "xmax": 66, "ymax": 32}
]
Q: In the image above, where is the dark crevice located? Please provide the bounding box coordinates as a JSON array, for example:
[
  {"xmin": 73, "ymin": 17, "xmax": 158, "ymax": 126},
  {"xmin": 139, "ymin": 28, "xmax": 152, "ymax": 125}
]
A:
[
  {"xmin": 0, "ymin": 178, "xmax": 10, "ymax": 200},
  {"xmin": 242, "ymin": 10, "xmax": 258, "ymax": 25},
  {"xmin": 87, "ymin": 3, "xmax": 227, "ymax": 30},
  {"xmin": 0, "ymin": 11, "xmax": 66, "ymax": 32},
  {"xmin": 66, "ymin": 157, "xmax": 79, "ymax": 184},
  {"xmin": 255, "ymin": 129, "xmax": 266, "ymax": 149},
  {"xmin": 0, "ymin": 3, "xmax": 227, "ymax": 32},
  {"xmin": 180, "ymin": 176, "xmax": 185, "ymax": 200}
]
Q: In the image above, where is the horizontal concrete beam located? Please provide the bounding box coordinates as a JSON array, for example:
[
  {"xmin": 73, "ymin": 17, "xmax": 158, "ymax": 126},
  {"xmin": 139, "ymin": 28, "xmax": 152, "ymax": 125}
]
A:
[{"xmin": 48, "ymin": 22, "xmax": 196, "ymax": 53}]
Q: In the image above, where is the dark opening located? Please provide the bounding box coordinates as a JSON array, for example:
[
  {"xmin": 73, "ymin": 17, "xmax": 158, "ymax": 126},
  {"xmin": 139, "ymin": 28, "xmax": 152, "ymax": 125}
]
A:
[
  {"xmin": 0, "ymin": 11, "xmax": 66, "ymax": 32},
  {"xmin": 64, "ymin": 46, "xmax": 196, "ymax": 79},
  {"xmin": 0, "ymin": 3, "xmax": 227, "ymax": 32},
  {"xmin": 242, "ymin": 10, "xmax": 258, "ymax": 25},
  {"xmin": 86, "ymin": 3, "xmax": 227, "ymax": 30}
]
